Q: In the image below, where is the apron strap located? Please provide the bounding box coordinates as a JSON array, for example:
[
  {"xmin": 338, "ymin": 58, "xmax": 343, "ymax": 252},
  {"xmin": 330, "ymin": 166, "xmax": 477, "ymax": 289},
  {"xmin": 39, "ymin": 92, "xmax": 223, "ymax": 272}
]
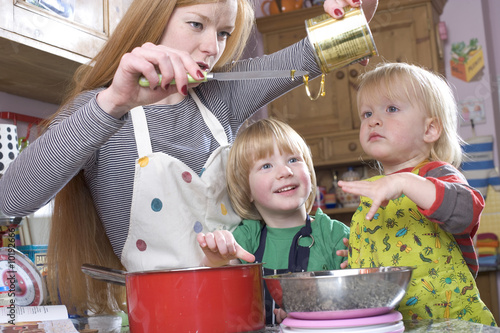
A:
[
  {"xmin": 253, "ymin": 216, "xmax": 314, "ymax": 272},
  {"xmin": 189, "ymin": 89, "xmax": 229, "ymax": 146},
  {"xmin": 254, "ymin": 225, "xmax": 267, "ymax": 263},
  {"xmin": 130, "ymin": 106, "xmax": 153, "ymax": 157},
  {"xmin": 288, "ymin": 215, "xmax": 313, "ymax": 272}
]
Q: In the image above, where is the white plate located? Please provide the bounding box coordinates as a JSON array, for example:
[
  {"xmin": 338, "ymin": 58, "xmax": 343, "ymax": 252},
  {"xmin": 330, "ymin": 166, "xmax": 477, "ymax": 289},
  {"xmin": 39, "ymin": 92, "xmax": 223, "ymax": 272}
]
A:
[{"xmin": 280, "ymin": 320, "xmax": 404, "ymax": 333}]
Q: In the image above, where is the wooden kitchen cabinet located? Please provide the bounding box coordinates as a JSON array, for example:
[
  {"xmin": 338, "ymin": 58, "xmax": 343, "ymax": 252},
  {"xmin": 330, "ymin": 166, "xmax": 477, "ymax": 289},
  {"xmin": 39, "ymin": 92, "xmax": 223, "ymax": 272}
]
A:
[
  {"xmin": 476, "ymin": 268, "xmax": 500, "ymax": 324},
  {"xmin": 256, "ymin": 0, "xmax": 447, "ymax": 168},
  {"xmin": 0, "ymin": 0, "xmax": 133, "ymax": 104}
]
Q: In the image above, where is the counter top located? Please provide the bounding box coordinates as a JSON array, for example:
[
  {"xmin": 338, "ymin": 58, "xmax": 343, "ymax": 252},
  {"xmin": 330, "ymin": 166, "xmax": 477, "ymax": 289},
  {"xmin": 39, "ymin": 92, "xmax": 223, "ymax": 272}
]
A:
[
  {"xmin": 80, "ymin": 315, "xmax": 500, "ymax": 332},
  {"xmin": 268, "ymin": 320, "xmax": 500, "ymax": 332}
]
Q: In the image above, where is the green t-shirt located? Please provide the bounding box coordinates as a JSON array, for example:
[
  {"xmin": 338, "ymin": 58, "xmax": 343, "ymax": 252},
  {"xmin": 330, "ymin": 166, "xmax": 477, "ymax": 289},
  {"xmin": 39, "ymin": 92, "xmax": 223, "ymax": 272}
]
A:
[{"xmin": 233, "ymin": 209, "xmax": 349, "ymax": 271}]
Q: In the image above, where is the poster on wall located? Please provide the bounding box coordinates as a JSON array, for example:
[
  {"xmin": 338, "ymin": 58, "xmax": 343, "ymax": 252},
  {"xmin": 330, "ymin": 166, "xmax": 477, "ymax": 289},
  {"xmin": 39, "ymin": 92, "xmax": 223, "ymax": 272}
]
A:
[
  {"xmin": 450, "ymin": 38, "xmax": 484, "ymax": 82},
  {"xmin": 459, "ymin": 98, "xmax": 486, "ymax": 127}
]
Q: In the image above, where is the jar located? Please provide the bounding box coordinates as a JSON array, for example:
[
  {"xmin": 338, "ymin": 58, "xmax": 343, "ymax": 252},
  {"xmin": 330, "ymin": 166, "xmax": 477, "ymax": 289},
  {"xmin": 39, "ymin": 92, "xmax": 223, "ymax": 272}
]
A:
[{"xmin": 337, "ymin": 167, "xmax": 361, "ymax": 208}]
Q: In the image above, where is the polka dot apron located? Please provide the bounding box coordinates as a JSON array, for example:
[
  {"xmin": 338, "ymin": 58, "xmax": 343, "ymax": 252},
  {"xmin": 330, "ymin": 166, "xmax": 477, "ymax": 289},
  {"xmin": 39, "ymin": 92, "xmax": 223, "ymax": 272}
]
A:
[
  {"xmin": 348, "ymin": 169, "xmax": 496, "ymax": 326},
  {"xmin": 121, "ymin": 90, "xmax": 240, "ymax": 272}
]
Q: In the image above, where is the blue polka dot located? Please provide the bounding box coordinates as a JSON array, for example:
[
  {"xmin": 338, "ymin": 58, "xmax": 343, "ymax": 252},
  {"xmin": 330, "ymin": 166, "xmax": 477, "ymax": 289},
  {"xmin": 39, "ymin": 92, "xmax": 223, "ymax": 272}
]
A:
[
  {"xmin": 151, "ymin": 198, "xmax": 163, "ymax": 212},
  {"xmin": 193, "ymin": 221, "xmax": 203, "ymax": 233}
]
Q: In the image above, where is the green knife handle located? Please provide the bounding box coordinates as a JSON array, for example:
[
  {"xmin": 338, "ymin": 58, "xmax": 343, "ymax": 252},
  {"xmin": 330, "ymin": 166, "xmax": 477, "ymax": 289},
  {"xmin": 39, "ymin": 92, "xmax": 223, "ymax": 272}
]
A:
[{"xmin": 139, "ymin": 72, "xmax": 208, "ymax": 87}]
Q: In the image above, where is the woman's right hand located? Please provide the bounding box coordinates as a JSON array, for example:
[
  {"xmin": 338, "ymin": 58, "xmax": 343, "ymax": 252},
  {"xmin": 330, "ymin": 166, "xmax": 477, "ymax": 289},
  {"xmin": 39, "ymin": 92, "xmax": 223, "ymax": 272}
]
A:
[{"xmin": 96, "ymin": 42, "xmax": 205, "ymax": 118}]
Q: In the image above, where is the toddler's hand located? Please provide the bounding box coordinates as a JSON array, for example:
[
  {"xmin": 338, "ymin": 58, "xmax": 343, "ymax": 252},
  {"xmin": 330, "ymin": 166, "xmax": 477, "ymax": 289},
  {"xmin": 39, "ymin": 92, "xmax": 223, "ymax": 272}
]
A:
[{"xmin": 338, "ymin": 175, "xmax": 406, "ymax": 220}]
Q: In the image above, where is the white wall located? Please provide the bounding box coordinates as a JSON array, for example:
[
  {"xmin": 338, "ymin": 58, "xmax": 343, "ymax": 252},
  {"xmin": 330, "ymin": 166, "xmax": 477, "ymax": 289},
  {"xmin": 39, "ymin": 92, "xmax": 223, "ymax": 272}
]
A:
[{"xmin": 441, "ymin": 0, "xmax": 500, "ymax": 164}]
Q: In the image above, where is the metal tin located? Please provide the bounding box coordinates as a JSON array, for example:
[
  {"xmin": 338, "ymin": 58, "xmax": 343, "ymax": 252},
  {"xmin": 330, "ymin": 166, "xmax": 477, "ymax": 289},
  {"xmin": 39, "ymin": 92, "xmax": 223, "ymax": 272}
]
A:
[{"xmin": 305, "ymin": 6, "xmax": 378, "ymax": 73}]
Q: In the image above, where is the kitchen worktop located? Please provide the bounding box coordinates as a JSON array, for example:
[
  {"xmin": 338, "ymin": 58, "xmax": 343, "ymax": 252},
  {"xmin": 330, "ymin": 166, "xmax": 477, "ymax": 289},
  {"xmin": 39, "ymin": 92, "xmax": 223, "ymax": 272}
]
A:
[
  {"xmin": 81, "ymin": 314, "xmax": 500, "ymax": 332},
  {"xmin": 270, "ymin": 320, "xmax": 500, "ymax": 332}
]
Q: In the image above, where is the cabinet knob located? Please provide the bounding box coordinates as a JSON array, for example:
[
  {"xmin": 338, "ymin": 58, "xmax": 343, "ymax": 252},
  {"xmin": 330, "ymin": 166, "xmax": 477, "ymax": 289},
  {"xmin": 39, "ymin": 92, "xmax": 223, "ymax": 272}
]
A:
[
  {"xmin": 349, "ymin": 69, "xmax": 358, "ymax": 78},
  {"xmin": 336, "ymin": 71, "xmax": 345, "ymax": 80},
  {"xmin": 348, "ymin": 142, "xmax": 357, "ymax": 151}
]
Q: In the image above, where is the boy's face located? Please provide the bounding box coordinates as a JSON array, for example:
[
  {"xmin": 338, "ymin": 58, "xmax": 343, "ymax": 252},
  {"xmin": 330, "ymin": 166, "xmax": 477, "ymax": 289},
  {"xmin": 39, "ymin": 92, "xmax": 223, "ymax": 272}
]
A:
[{"xmin": 248, "ymin": 142, "xmax": 311, "ymax": 225}]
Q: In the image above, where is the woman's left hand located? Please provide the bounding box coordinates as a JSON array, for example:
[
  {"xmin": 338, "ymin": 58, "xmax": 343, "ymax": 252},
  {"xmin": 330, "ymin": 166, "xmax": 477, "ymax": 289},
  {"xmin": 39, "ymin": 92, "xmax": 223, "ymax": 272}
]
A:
[{"xmin": 323, "ymin": 0, "xmax": 378, "ymax": 22}]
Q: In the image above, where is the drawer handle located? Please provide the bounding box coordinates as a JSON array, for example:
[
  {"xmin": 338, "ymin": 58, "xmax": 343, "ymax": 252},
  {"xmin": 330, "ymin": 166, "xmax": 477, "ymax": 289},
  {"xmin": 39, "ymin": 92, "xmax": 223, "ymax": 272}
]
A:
[
  {"xmin": 348, "ymin": 142, "xmax": 357, "ymax": 151},
  {"xmin": 336, "ymin": 71, "xmax": 345, "ymax": 80},
  {"xmin": 349, "ymin": 69, "xmax": 358, "ymax": 78}
]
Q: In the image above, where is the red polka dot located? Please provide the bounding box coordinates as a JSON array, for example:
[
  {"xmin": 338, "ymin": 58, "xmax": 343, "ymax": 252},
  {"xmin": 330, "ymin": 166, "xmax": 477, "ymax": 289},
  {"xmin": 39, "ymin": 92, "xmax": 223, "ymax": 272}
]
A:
[
  {"xmin": 182, "ymin": 171, "xmax": 192, "ymax": 183},
  {"xmin": 136, "ymin": 239, "xmax": 147, "ymax": 251}
]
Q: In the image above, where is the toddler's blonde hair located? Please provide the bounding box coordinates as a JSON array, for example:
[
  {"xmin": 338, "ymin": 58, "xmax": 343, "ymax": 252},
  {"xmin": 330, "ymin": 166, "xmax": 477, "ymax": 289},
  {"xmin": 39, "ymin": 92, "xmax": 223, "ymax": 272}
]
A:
[{"xmin": 357, "ymin": 62, "xmax": 463, "ymax": 168}]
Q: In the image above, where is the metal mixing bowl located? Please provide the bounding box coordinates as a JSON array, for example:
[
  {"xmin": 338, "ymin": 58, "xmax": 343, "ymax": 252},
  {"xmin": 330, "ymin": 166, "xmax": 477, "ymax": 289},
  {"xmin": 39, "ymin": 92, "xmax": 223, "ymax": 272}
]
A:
[{"xmin": 263, "ymin": 266, "xmax": 414, "ymax": 320}]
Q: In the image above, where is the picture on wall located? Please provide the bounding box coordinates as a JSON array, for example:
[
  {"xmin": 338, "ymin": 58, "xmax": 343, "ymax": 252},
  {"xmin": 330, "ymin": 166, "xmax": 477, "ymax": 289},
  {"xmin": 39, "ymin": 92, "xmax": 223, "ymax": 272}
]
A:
[
  {"xmin": 459, "ymin": 98, "xmax": 486, "ymax": 126},
  {"xmin": 450, "ymin": 38, "xmax": 485, "ymax": 82}
]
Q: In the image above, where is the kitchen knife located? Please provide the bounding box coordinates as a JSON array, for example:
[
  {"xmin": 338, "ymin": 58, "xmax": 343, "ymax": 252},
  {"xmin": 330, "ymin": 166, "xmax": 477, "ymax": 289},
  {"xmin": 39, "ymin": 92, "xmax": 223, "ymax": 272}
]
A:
[{"xmin": 138, "ymin": 70, "xmax": 309, "ymax": 87}]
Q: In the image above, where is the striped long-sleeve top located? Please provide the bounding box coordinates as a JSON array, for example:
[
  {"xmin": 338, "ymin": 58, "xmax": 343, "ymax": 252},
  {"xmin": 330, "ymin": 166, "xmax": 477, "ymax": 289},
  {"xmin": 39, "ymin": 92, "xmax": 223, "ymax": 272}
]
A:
[
  {"xmin": 0, "ymin": 38, "xmax": 322, "ymax": 259},
  {"xmin": 406, "ymin": 161, "xmax": 483, "ymax": 276}
]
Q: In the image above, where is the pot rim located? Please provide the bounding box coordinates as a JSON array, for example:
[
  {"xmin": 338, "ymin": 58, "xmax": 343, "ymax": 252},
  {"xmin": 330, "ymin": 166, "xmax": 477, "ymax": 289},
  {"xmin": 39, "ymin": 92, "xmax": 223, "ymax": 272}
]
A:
[{"xmin": 127, "ymin": 262, "xmax": 263, "ymax": 277}]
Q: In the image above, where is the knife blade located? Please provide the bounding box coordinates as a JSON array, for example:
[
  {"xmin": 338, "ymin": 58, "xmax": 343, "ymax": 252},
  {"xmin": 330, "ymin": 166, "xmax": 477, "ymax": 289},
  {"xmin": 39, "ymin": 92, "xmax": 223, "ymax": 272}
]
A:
[{"xmin": 138, "ymin": 70, "xmax": 309, "ymax": 87}]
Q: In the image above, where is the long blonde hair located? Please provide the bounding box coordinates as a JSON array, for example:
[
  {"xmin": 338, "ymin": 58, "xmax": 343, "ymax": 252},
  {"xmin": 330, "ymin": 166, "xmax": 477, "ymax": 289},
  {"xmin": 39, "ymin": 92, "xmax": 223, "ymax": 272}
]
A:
[
  {"xmin": 226, "ymin": 118, "xmax": 317, "ymax": 220},
  {"xmin": 356, "ymin": 62, "xmax": 463, "ymax": 168},
  {"xmin": 46, "ymin": 0, "xmax": 255, "ymax": 315}
]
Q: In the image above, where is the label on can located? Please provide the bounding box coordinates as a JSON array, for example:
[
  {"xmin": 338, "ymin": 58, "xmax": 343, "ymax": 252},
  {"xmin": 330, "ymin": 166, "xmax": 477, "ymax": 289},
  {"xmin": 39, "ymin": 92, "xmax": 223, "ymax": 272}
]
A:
[{"xmin": 305, "ymin": 6, "xmax": 378, "ymax": 73}]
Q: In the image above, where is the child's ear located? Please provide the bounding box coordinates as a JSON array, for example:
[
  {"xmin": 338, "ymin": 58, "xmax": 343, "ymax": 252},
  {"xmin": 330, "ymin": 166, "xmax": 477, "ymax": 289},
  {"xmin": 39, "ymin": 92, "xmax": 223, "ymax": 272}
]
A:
[{"xmin": 423, "ymin": 117, "xmax": 442, "ymax": 143}]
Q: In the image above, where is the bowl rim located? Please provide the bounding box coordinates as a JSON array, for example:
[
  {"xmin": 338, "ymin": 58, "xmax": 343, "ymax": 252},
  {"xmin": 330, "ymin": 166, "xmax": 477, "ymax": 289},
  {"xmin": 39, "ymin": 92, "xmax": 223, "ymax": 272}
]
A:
[{"xmin": 263, "ymin": 266, "xmax": 415, "ymax": 280}]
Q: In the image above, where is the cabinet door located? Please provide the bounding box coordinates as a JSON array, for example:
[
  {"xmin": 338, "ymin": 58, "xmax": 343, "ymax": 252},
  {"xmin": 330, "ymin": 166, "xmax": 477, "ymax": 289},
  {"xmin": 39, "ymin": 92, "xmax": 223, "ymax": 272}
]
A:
[
  {"xmin": 0, "ymin": 0, "xmax": 132, "ymax": 104},
  {"xmin": 0, "ymin": 0, "xmax": 133, "ymax": 61},
  {"xmin": 308, "ymin": 130, "xmax": 365, "ymax": 166},
  {"xmin": 258, "ymin": 7, "xmax": 354, "ymax": 138}
]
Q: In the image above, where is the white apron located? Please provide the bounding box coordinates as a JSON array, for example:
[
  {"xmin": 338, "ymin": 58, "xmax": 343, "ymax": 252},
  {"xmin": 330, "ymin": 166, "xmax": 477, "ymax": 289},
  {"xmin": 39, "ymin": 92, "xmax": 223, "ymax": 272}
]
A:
[{"xmin": 121, "ymin": 90, "xmax": 241, "ymax": 272}]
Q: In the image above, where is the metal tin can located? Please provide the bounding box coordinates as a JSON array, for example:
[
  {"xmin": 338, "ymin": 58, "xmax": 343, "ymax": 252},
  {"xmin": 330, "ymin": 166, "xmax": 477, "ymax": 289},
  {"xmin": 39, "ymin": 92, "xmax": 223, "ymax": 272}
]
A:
[{"xmin": 305, "ymin": 6, "xmax": 378, "ymax": 73}]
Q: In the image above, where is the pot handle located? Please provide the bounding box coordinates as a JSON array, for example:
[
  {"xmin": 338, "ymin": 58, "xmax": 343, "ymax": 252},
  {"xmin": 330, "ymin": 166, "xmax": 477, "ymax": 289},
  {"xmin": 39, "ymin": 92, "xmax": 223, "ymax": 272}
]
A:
[{"xmin": 81, "ymin": 263, "xmax": 127, "ymax": 286}]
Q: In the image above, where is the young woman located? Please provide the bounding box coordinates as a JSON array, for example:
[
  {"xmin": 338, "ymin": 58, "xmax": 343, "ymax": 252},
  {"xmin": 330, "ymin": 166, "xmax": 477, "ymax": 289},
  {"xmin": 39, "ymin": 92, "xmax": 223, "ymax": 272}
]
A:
[{"xmin": 0, "ymin": 0, "xmax": 377, "ymax": 315}]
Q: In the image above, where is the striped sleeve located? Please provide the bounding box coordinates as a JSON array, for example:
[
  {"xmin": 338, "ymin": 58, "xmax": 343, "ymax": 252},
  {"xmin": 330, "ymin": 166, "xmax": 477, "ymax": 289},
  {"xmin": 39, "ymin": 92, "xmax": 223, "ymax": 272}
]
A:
[{"xmin": 417, "ymin": 161, "xmax": 483, "ymax": 276}]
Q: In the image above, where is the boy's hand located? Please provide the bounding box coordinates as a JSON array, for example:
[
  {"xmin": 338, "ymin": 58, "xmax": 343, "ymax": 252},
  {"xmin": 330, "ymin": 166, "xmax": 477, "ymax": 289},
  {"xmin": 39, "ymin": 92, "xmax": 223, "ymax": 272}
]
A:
[
  {"xmin": 336, "ymin": 237, "xmax": 350, "ymax": 269},
  {"xmin": 197, "ymin": 230, "xmax": 255, "ymax": 267},
  {"xmin": 274, "ymin": 308, "xmax": 288, "ymax": 324}
]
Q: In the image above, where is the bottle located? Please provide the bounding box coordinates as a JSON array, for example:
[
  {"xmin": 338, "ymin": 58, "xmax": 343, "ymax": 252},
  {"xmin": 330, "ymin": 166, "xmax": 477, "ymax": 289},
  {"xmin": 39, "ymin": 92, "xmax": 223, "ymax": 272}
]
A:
[
  {"xmin": 340, "ymin": 167, "xmax": 361, "ymax": 208},
  {"xmin": 325, "ymin": 171, "xmax": 338, "ymax": 209}
]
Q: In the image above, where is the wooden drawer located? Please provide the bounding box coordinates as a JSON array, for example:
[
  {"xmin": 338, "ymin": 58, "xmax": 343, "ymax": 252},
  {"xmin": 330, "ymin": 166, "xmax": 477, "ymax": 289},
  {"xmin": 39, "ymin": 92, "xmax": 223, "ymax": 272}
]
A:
[{"xmin": 306, "ymin": 130, "xmax": 366, "ymax": 166}]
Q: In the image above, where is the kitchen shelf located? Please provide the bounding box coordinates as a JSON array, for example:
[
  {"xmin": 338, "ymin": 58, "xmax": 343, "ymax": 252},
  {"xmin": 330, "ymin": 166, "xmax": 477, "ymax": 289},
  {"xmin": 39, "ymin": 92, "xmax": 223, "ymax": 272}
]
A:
[
  {"xmin": 321, "ymin": 207, "xmax": 357, "ymax": 215},
  {"xmin": 0, "ymin": 112, "xmax": 43, "ymax": 124}
]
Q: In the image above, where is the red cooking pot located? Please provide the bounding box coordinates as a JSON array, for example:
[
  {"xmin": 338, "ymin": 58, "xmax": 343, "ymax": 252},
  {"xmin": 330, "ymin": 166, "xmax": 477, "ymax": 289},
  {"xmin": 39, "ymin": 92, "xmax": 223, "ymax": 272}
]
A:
[{"xmin": 82, "ymin": 263, "xmax": 265, "ymax": 332}]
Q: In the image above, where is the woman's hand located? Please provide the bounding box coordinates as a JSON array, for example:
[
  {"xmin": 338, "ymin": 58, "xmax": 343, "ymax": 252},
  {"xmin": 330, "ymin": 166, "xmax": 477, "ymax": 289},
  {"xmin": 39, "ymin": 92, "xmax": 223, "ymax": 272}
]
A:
[
  {"xmin": 97, "ymin": 42, "xmax": 205, "ymax": 118},
  {"xmin": 197, "ymin": 230, "xmax": 256, "ymax": 267},
  {"xmin": 323, "ymin": 0, "xmax": 378, "ymax": 22}
]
